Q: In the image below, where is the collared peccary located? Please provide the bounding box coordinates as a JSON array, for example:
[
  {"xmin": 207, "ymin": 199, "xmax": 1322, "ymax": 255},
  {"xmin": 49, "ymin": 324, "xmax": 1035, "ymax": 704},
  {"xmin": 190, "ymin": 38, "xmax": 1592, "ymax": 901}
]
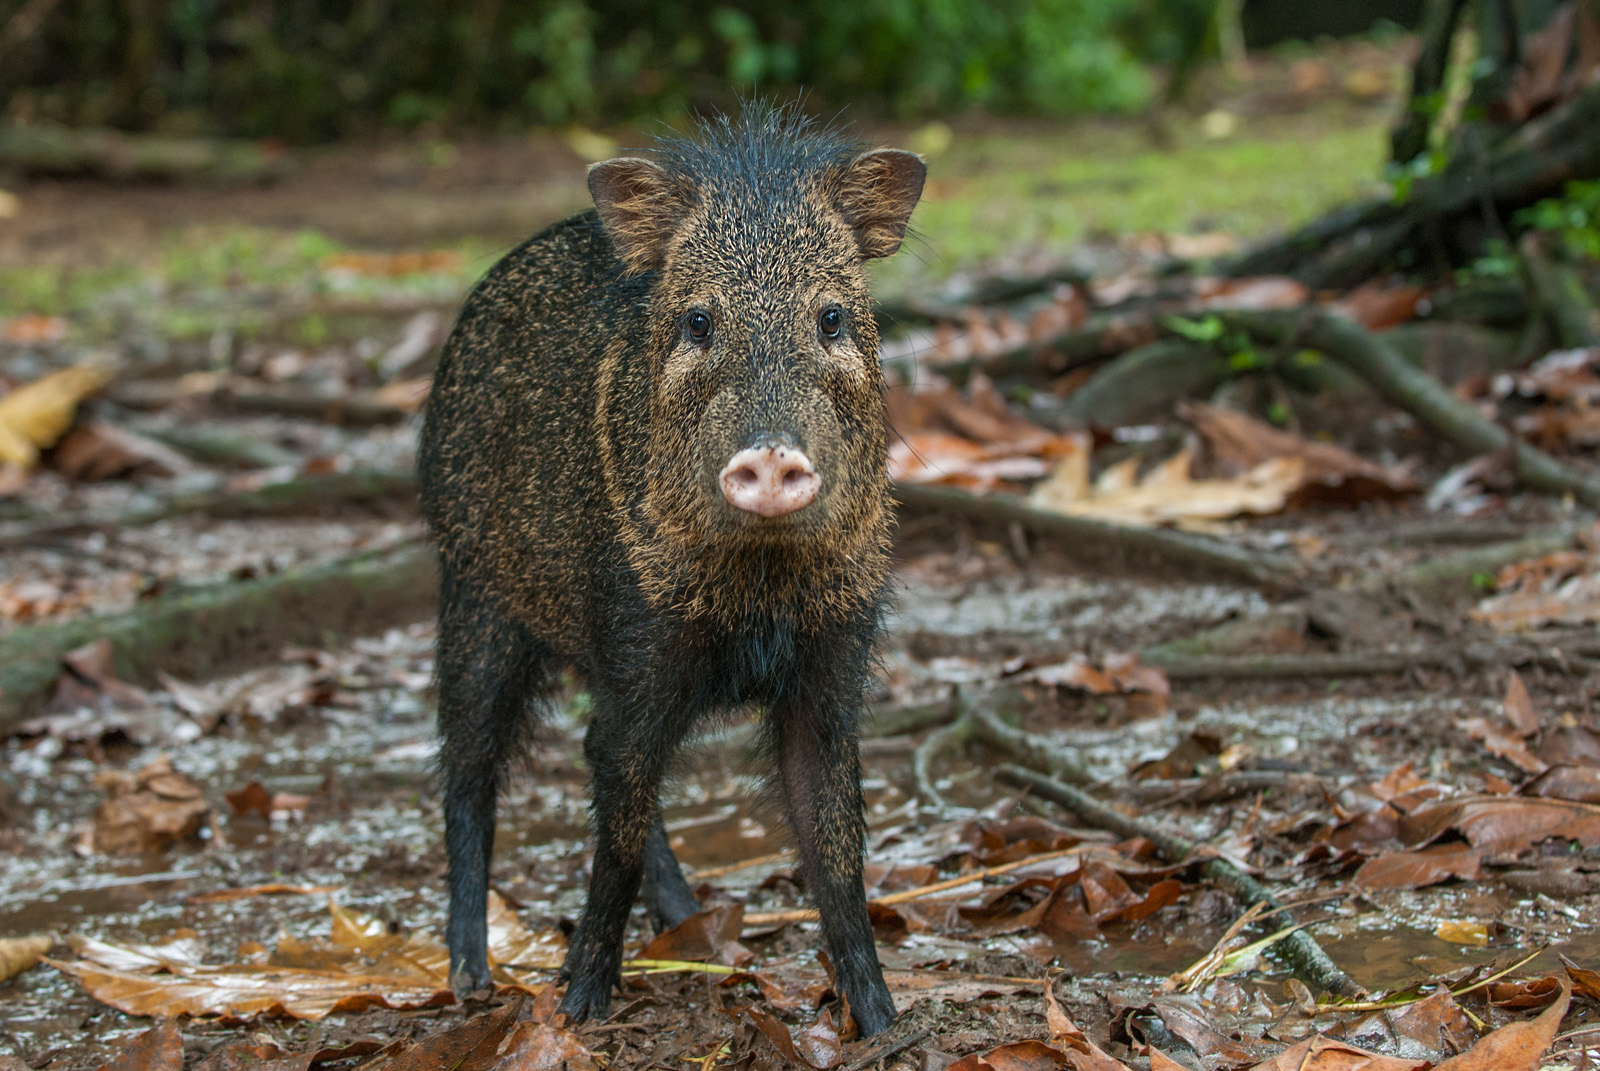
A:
[{"xmin": 417, "ymin": 105, "xmax": 924, "ymax": 1034}]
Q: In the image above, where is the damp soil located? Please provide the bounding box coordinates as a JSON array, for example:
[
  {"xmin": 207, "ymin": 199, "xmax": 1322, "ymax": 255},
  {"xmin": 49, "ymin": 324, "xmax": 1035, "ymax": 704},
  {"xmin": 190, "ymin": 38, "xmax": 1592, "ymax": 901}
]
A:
[{"xmin": 1, "ymin": 503, "xmax": 1597, "ymax": 1068}]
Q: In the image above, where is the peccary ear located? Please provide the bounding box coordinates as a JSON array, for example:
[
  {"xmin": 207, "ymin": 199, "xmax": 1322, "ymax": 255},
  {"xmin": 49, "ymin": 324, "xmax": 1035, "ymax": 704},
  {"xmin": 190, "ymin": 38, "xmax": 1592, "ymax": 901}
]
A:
[
  {"xmin": 835, "ymin": 149, "xmax": 927, "ymax": 259},
  {"xmin": 588, "ymin": 157, "xmax": 695, "ymax": 274}
]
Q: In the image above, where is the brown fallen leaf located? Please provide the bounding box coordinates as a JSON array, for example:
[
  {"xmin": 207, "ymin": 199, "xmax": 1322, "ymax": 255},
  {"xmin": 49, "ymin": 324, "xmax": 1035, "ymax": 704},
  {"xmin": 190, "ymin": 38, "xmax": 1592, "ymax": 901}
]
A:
[
  {"xmin": 225, "ymin": 781, "xmax": 274, "ymax": 820},
  {"xmin": 1398, "ymin": 795, "xmax": 1600, "ymax": 855},
  {"xmin": 1181, "ymin": 401, "xmax": 1417, "ymax": 506},
  {"xmin": 1562, "ymin": 954, "xmax": 1600, "ymax": 1002},
  {"xmin": 193, "ymin": 1041, "xmax": 316, "ymax": 1071},
  {"xmin": 0, "ymin": 935, "xmax": 51, "ymax": 983},
  {"xmin": 0, "ymin": 360, "xmax": 115, "ymax": 469},
  {"xmin": 1193, "ymin": 275, "xmax": 1310, "ymax": 311},
  {"xmin": 1525, "ymin": 764, "xmax": 1600, "ymax": 803},
  {"xmin": 1333, "ymin": 280, "xmax": 1429, "ymax": 331},
  {"xmin": 90, "ymin": 755, "xmax": 210, "ymax": 855},
  {"xmin": 493, "ymin": 1021, "xmax": 601, "ymax": 1071},
  {"xmin": 98, "ymin": 1021, "xmax": 183, "ymax": 1071},
  {"xmin": 50, "ymin": 893, "xmax": 554, "ymax": 1020},
  {"xmin": 1245, "ymin": 1035, "xmax": 1428, "ymax": 1069},
  {"xmin": 1462, "ymin": 717, "xmax": 1548, "ymax": 776},
  {"xmin": 640, "ymin": 903, "xmax": 752, "ymax": 967},
  {"xmin": 1030, "ymin": 447, "xmax": 1307, "ymax": 531},
  {"xmin": 1430, "ymin": 976, "xmax": 1567, "ymax": 1071},
  {"xmin": 1042, "ymin": 970, "xmax": 1131, "ymax": 1070},
  {"xmin": 50, "ymin": 420, "xmax": 189, "ymax": 482},
  {"xmin": 1023, "ymin": 653, "xmax": 1170, "ymax": 703},
  {"xmin": 1503, "ymin": 672, "xmax": 1541, "ymax": 738},
  {"xmin": 1471, "ymin": 549, "xmax": 1600, "ymax": 631},
  {"xmin": 1387, "ymin": 990, "xmax": 1477, "ymax": 1055},
  {"xmin": 947, "ymin": 1040, "xmax": 1078, "ymax": 1071},
  {"xmin": 0, "ymin": 313, "xmax": 68, "ymax": 343},
  {"xmin": 745, "ymin": 1006, "xmax": 842, "ymax": 1070}
]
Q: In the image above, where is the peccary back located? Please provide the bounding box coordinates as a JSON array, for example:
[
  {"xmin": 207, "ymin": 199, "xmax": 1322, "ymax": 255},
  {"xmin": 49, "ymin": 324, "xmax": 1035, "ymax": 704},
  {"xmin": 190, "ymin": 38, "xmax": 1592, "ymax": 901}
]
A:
[{"xmin": 418, "ymin": 104, "xmax": 924, "ymax": 1034}]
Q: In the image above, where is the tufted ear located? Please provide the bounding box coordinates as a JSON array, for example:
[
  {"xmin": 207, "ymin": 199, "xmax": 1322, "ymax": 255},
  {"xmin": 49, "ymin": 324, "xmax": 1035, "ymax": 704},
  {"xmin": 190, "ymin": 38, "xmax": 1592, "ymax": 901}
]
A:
[
  {"xmin": 587, "ymin": 157, "xmax": 696, "ymax": 275},
  {"xmin": 834, "ymin": 149, "xmax": 926, "ymax": 259}
]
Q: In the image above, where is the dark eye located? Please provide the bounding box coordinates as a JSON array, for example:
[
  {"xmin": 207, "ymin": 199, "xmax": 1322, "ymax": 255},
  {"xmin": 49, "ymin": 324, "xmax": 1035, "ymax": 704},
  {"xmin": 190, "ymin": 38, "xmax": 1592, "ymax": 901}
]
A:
[
  {"xmin": 685, "ymin": 309, "xmax": 712, "ymax": 343},
  {"xmin": 819, "ymin": 306, "xmax": 844, "ymax": 340}
]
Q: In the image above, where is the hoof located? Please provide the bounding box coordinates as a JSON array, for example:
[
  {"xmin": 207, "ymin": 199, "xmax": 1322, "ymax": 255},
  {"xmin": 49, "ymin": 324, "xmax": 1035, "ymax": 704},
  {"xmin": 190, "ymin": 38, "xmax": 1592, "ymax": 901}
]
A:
[
  {"xmin": 449, "ymin": 963, "xmax": 493, "ymax": 999},
  {"xmin": 557, "ymin": 973, "xmax": 615, "ymax": 1023}
]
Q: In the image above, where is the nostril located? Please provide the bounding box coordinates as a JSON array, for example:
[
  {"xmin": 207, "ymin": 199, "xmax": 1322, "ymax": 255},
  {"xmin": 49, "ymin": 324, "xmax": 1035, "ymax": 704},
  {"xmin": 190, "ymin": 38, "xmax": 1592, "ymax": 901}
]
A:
[{"xmin": 720, "ymin": 444, "xmax": 820, "ymax": 517}]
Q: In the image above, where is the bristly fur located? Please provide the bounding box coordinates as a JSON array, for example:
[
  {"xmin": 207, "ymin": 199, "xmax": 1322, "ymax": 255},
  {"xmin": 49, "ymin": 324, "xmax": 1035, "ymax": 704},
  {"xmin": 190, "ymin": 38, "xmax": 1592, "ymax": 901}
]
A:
[{"xmin": 419, "ymin": 101, "xmax": 924, "ymax": 1035}]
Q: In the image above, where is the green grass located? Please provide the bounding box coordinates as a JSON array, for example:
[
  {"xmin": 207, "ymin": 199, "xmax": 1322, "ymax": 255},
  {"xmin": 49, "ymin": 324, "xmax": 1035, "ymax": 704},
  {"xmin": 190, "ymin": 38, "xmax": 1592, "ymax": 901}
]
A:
[
  {"xmin": 876, "ymin": 110, "xmax": 1390, "ymax": 288},
  {"xmin": 0, "ymin": 225, "xmax": 495, "ymax": 344},
  {"xmin": 0, "ymin": 109, "xmax": 1393, "ymax": 343}
]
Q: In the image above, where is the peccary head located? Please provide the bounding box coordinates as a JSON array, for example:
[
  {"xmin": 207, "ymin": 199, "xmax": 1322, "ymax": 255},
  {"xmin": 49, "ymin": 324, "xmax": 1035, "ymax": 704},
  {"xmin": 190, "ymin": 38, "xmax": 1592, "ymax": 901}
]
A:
[{"xmin": 587, "ymin": 109, "xmax": 924, "ymax": 590}]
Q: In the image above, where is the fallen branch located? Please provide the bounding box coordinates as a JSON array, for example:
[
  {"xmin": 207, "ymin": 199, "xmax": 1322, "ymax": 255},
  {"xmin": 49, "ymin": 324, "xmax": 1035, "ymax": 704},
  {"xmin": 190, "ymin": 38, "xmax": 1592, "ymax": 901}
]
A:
[
  {"xmin": 1220, "ymin": 308, "xmax": 1600, "ymax": 508},
  {"xmin": 0, "ymin": 470, "xmax": 419, "ymax": 549},
  {"xmin": 108, "ymin": 378, "xmax": 414, "ymax": 426},
  {"xmin": 893, "ymin": 484, "xmax": 1305, "ymax": 593},
  {"xmin": 743, "ymin": 846, "xmax": 1091, "ymax": 927},
  {"xmin": 130, "ymin": 424, "xmax": 301, "ymax": 470},
  {"xmin": 0, "ymin": 540, "xmax": 436, "ymax": 730},
  {"xmin": 996, "ymin": 764, "xmax": 1364, "ymax": 999},
  {"xmin": 1394, "ymin": 527, "xmax": 1577, "ymax": 595}
]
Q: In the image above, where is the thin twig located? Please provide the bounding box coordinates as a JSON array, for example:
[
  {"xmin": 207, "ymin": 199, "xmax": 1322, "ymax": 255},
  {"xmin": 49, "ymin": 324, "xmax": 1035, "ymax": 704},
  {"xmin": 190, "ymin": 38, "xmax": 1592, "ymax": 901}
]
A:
[{"xmin": 996, "ymin": 763, "xmax": 1364, "ymax": 998}]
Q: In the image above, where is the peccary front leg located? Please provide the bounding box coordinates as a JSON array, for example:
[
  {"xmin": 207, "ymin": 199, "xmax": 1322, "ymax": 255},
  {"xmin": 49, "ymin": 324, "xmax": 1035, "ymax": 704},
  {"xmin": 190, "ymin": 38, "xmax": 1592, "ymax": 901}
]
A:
[
  {"xmin": 436, "ymin": 575, "xmax": 545, "ymax": 995},
  {"xmin": 773, "ymin": 702, "xmax": 896, "ymax": 1036},
  {"xmin": 641, "ymin": 814, "xmax": 700, "ymax": 934},
  {"xmin": 559, "ymin": 706, "xmax": 687, "ymax": 1021}
]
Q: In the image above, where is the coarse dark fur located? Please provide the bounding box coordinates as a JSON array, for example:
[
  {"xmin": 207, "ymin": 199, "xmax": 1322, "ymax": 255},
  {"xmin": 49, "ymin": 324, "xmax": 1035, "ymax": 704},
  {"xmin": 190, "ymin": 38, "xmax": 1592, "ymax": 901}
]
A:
[{"xmin": 417, "ymin": 103, "xmax": 925, "ymax": 1035}]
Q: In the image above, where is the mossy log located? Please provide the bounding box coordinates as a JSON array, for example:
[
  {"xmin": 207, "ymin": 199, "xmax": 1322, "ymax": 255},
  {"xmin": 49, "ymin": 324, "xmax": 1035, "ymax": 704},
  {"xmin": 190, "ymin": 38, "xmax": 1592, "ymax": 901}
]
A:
[
  {"xmin": 0, "ymin": 541, "xmax": 436, "ymax": 730},
  {"xmin": 0, "ymin": 124, "xmax": 286, "ymax": 184},
  {"xmin": 1227, "ymin": 79, "xmax": 1600, "ymax": 287}
]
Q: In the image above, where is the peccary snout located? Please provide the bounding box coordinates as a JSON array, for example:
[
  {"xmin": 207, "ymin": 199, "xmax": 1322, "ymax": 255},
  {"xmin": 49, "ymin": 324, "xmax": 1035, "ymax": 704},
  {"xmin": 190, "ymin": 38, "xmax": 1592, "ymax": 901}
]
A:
[{"xmin": 720, "ymin": 442, "xmax": 820, "ymax": 517}]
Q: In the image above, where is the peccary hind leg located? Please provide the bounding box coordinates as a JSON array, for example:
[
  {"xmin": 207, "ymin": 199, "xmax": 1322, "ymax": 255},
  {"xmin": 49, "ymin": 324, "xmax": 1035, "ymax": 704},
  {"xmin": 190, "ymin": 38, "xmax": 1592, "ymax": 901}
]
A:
[
  {"xmin": 773, "ymin": 695, "xmax": 896, "ymax": 1035},
  {"xmin": 642, "ymin": 814, "xmax": 700, "ymax": 934},
  {"xmin": 436, "ymin": 574, "xmax": 546, "ymax": 994}
]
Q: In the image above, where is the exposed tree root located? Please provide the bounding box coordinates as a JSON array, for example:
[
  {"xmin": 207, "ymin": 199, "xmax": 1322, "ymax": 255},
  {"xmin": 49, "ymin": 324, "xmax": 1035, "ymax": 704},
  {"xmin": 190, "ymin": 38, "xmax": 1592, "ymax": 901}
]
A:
[
  {"xmin": 0, "ymin": 540, "xmax": 436, "ymax": 729},
  {"xmin": 995, "ymin": 763, "xmax": 1365, "ymax": 999},
  {"xmin": 1141, "ymin": 642, "xmax": 1600, "ymax": 680},
  {"xmin": 893, "ymin": 484, "xmax": 1305, "ymax": 593},
  {"xmin": 1221, "ymin": 308, "xmax": 1600, "ymax": 508}
]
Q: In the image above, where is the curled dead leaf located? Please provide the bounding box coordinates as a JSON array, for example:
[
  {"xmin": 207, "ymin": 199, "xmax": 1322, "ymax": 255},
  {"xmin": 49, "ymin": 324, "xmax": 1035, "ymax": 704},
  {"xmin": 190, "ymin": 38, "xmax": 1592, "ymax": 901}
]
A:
[{"xmin": 0, "ymin": 936, "xmax": 51, "ymax": 983}]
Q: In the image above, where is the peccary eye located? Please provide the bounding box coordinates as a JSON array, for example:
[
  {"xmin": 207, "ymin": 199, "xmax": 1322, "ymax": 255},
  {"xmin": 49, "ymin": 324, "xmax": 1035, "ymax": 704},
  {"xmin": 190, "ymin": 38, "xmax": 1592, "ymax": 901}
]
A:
[
  {"xmin": 685, "ymin": 309, "xmax": 712, "ymax": 343},
  {"xmin": 819, "ymin": 306, "xmax": 844, "ymax": 340}
]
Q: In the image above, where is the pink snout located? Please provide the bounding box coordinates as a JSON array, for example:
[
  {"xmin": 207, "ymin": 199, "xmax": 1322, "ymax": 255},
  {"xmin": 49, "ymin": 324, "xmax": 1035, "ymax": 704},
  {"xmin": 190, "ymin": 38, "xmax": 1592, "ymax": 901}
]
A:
[{"xmin": 719, "ymin": 444, "xmax": 821, "ymax": 518}]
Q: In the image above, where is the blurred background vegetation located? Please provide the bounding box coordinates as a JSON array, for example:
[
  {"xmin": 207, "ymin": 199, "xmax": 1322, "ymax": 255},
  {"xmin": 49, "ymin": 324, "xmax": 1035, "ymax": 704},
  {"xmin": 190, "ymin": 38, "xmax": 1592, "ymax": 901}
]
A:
[{"xmin": 0, "ymin": 0, "xmax": 1421, "ymax": 140}]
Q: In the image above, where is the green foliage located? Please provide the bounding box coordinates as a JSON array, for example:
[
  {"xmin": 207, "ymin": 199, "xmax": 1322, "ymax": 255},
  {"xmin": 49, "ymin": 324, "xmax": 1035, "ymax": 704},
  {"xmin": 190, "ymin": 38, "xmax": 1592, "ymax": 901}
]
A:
[
  {"xmin": 1517, "ymin": 180, "xmax": 1600, "ymax": 263},
  {"xmin": 0, "ymin": 0, "xmax": 1182, "ymax": 139}
]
